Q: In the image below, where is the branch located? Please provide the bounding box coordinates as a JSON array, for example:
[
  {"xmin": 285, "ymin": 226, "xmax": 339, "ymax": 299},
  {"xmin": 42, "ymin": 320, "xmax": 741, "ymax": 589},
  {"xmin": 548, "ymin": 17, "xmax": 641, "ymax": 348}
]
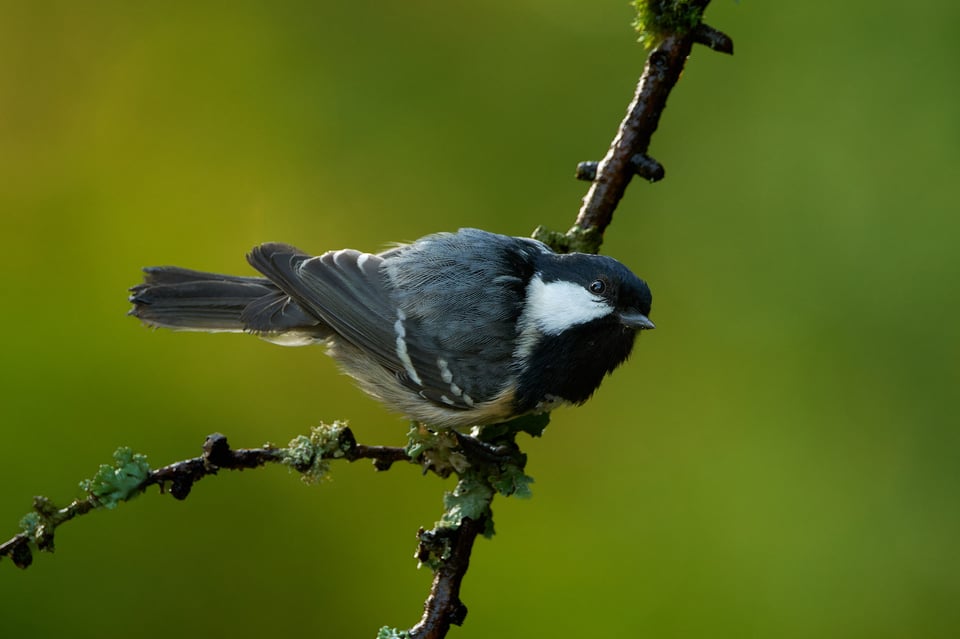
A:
[
  {"xmin": 408, "ymin": 516, "xmax": 486, "ymax": 639},
  {"xmin": 1, "ymin": 426, "xmax": 409, "ymax": 569},
  {"xmin": 2, "ymin": 420, "xmax": 539, "ymax": 639},
  {"xmin": 377, "ymin": 421, "xmax": 541, "ymax": 639},
  {"xmin": 534, "ymin": 0, "xmax": 732, "ymax": 255}
]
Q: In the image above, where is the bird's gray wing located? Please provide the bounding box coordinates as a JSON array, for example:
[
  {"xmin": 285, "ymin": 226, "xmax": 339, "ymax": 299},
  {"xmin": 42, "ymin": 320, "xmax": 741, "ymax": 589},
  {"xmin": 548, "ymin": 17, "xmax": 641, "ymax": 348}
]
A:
[
  {"xmin": 383, "ymin": 229, "xmax": 541, "ymax": 406},
  {"xmin": 247, "ymin": 242, "xmax": 476, "ymax": 409}
]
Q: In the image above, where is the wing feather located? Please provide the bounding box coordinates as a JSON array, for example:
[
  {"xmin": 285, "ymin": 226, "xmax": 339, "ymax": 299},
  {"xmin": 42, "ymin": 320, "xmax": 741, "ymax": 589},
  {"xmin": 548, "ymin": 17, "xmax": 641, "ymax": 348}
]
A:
[
  {"xmin": 246, "ymin": 231, "xmax": 539, "ymax": 413},
  {"xmin": 248, "ymin": 244, "xmax": 402, "ymax": 369}
]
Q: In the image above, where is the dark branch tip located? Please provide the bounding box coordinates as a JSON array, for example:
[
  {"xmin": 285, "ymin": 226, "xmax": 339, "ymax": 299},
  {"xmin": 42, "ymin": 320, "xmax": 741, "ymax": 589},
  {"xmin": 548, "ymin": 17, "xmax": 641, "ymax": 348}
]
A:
[
  {"xmin": 169, "ymin": 477, "xmax": 195, "ymax": 501},
  {"xmin": 632, "ymin": 153, "xmax": 665, "ymax": 182},
  {"xmin": 693, "ymin": 22, "xmax": 733, "ymax": 55},
  {"xmin": 577, "ymin": 154, "xmax": 663, "ymax": 184},
  {"xmin": 450, "ymin": 602, "xmax": 468, "ymax": 627},
  {"xmin": 576, "ymin": 161, "xmax": 598, "ymax": 182},
  {"xmin": 35, "ymin": 525, "xmax": 56, "ymax": 552},
  {"xmin": 373, "ymin": 458, "xmax": 395, "ymax": 471},
  {"xmin": 202, "ymin": 433, "xmax": 231, "ymax": 467},
  {"xmin": 10, "ymin": 537, "xmax": 32, "ymax": 568}
]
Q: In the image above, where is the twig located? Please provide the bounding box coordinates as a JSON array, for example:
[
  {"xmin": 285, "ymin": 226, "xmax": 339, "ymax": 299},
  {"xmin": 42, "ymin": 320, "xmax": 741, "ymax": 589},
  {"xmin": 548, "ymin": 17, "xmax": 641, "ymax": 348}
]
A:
[
  {"xmin": 409, "ymin": 517, "xmax": 487, "ymax": 639},
  {"xmin": 0, "ymin": 533, "xmax": 31, "ymax": 567},
  {"xmin": 693, "ymin": 22, "xmax": 734, "ymax": 54},
  {"xmin": 535, "ymin": 0, "xmax": 732, "ymax": 256},
  {"xmin": 574, "ymin": 33, "xmax": 693, "ymax": 238},
  {"xmin": 1, "ymin": 428, "xmax": 410, "ymax": 569},
  {"xmin": 144, "ymin": 433, "xmax": 284, "ymax": 500}
]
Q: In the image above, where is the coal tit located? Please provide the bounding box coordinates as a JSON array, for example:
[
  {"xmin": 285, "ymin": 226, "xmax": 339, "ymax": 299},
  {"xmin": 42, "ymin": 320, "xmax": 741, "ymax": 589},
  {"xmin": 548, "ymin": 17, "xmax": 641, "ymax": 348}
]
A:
[{"xmin": 129, "ymin": 228, "xmax": 654, "ymax": 429}]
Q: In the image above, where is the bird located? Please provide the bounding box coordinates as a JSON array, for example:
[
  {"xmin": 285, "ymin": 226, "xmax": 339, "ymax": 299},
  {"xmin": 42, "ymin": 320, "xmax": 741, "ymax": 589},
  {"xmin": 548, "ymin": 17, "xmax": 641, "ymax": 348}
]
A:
[{"xmin": 129, "ymin": 228, "xmax": 654, "ymax": 429}]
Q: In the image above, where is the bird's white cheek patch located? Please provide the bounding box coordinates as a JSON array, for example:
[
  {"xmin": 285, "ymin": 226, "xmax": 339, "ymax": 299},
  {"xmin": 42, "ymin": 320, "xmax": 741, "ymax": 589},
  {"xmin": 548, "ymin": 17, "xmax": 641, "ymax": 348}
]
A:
[{"xmin": 524, "ymin": 276, "xmax": 614, "ymax": 335}]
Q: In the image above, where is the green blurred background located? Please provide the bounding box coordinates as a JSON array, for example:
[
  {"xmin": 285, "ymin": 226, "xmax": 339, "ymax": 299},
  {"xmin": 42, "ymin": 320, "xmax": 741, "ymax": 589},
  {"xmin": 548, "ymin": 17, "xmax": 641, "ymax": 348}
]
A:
[{"xmin": 2, "ymin": 1, "xmax": 958, "ymax": 637}]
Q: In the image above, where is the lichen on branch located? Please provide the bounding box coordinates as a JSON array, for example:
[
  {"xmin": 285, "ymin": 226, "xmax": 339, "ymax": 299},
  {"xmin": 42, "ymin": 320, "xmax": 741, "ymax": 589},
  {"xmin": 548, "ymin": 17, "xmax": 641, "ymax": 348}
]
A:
[{"xmin": 633, "ymin": 0, "xmax": 711, "ymax": 49}]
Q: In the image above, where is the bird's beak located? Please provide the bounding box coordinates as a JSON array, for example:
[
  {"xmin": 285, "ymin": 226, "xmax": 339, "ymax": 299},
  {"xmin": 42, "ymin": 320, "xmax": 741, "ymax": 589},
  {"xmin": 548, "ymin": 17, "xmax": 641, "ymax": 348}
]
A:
[{"xmin": 620, "ymin": 311, "xmax": 655, "ymax": 330}]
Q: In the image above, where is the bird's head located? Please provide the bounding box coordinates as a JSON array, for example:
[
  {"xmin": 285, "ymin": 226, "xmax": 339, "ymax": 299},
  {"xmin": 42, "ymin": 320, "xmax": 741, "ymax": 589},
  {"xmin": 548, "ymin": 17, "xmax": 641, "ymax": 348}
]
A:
[{"xmin": 525, "ymin": 252, "xmax": 654, "ymax": 336}]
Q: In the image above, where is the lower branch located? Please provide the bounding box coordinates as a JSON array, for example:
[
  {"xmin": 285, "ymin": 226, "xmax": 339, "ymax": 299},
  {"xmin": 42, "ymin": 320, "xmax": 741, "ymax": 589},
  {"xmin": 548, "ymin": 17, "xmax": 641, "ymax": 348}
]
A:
[
  {"xmin": 2, "ymin": 419, "xmax": 541, "ymax": 639},
  {"xmin": 1, "ymin": 425, "xmax": 409, "ymax": 569},
  {"xmin": 409, "ymin": 516, "xmax": 487, "ymax": 639}
]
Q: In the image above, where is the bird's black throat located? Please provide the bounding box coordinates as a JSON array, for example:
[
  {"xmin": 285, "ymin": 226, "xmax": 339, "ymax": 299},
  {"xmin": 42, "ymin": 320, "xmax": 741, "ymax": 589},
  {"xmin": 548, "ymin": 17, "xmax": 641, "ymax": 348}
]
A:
[{"xmin": 514, "ymin": 317, "xmax": 638, "ymax": 412}]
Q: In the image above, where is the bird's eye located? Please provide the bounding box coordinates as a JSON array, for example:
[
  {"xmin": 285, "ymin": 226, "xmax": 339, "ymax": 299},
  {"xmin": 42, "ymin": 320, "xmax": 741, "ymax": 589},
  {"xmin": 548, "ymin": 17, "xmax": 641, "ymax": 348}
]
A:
[{"xmin": 589, "ymin": 279, "xmax": 606, "ymax": 294}]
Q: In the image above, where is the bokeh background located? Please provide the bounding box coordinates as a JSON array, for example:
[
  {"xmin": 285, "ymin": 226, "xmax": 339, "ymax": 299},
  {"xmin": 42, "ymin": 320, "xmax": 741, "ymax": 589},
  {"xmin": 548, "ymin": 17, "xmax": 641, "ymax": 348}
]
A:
[{"xmin": 2, "ymin": 1, "xmax": 958, "ymax": 637}]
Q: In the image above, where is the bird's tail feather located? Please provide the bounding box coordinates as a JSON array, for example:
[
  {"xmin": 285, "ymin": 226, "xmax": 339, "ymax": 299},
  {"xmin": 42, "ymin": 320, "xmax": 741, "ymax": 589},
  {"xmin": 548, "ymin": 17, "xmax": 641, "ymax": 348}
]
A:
[
  {"xmin": 130, "ymin": 252, "xmax": 333, "ymax": 344},
  {"xmin": 129, "ymin": 266, "xmax": 280, "ymax": 332}
]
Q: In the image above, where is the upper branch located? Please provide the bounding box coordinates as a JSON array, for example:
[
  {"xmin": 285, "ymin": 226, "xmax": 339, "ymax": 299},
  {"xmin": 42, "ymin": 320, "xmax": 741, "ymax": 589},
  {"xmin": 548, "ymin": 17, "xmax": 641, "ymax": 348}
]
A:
[
  {"xmin": 541, "ymin": 0, "xmax": 732, "ymax": 255},
  {"xmin": 575, "ymin": 32, "xmax": 696, "ymax": 237}
]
